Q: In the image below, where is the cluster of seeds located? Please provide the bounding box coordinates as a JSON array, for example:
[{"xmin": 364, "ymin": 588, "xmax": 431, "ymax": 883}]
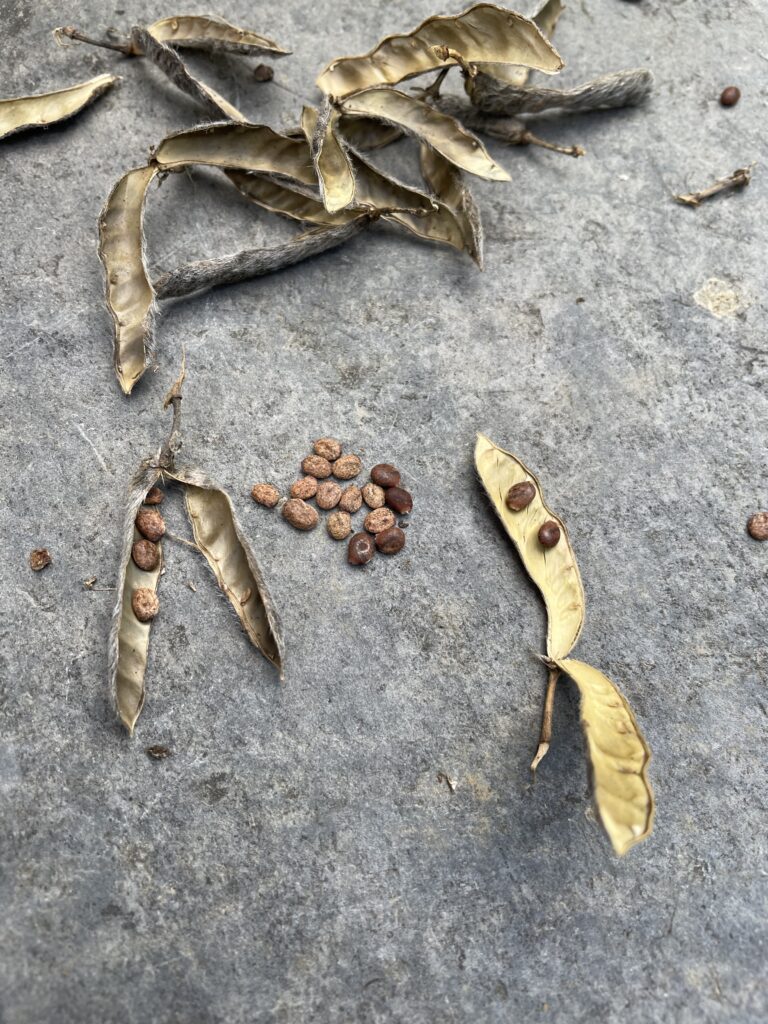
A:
[
  {"xmin": 131, "ymin": 485, "xmax": 165, "ymax": 621},
  {"xmin": 251, "ymin": 439, "xmax": 413, "ymax": 566},
  {"xmin": 505, "ymin": 479, "xmax": 562, "ymax": 548}
]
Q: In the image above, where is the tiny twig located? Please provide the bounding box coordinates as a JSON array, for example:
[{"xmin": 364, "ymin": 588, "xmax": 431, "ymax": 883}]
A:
[
  {"xmin": 531, "ymin": 667, "xmax": 561, "ymax": 773},
  {"xmin": 520, "ymin": 130, "xmax": 585, "ymax": 158},
  {"xmin": 412, "ymin": 66, "xmax": 450, "ymax": 102},
  {"xmin": 675, "ymin": 164, "xmax": 754, "ymax": 207},
  {"xmin": 435, "ymin": 98, "xmax": 585, "ymax": 158},
  {"xmin": 164, "ymin": 531, "xmax": 199, "ymax": 551},
  {"xmin": 432, "ymin": 46, "xmax": 477, "ymax": 79},
  {"xmin": 53, "ymin": 26, "xmax": 134, "ymax": 55},
  {"xmin": 158, "ymin": 352, "xmax": 186, "ymax": 469}
]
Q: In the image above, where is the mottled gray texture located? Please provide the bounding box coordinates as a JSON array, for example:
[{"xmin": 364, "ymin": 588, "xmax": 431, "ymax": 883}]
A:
[{"xmin": 1, "ymin": 1, "xmax": 767, "ymax": 1022}]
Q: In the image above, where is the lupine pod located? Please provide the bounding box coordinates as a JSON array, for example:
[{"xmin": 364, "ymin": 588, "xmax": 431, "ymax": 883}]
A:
[
  {"xmin": 0, "ymin": 74, "xmax": 117, "ymax": 141},
  {"xmin": 338, "ymin": 116, "xmax": 403, "ymax": 151},
  {"xmin": 473, "ymin": 0, "xmax": 564, "ymax": 88},
  {"xmin": 226, "ymin": 171, "xmax": 359, "ymax": 226},
  {"xmin": 468, "ymin": 67, "xmax": 654, "ymax": 116},
  {"xmin": 420, "ymin": 144, "xmax": 483, "ymax": 267},
  {"xmin": 302, "ymin": 104, "xmax": 356, "ymax": 213},
  {"xmin": 147, "ymin": 15, "xmax": 289, "ymax": 56}
]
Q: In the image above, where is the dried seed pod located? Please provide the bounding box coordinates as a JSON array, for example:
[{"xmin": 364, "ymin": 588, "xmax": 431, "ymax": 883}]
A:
[
  {"xmin": 474, "ymin": 0, "xmax": 563, "ymax": 87},
  {"xmin": 505, "ymin": 480, "xmax": 536, "ymax": 511},
  {"xmin": 376, "ymin": 526, "xmax": 406, "ymax": 554},
  {"xmin": 303, "ymin": 103, "xmax": 356, "ymax": 213},
  {"xmin": 132, "ymin": 587, "xmax": 160, "ymax": 622},
  {"xmin": 0, "ymin": 73, "xmax": 118, "ymax": 142},
  {"xmin": 420, "ymin": 144, "xmax": 483, "ymax": 267},
  {"xmin": 538, "ymin": 521, "xmax": 561, "ymax": 548},
  {"xmin": 316, "ymin": 481, "xmax": 343, "ymax": 510},
  {"xmin": 29, "ymin": 548, "xmax": 52, "ymax": 571},
  {"xmin": 338, "ymin": 485, "xmax": 363, "ymax": 513},
  {"xmin": 362, "ymin": 482, "xmax": 386, "ymax": 509},
  {"xmin": 313, "ymin": 437, "xmax": 343, "ymax": 461},
  {"xmin": 282, "ymin": 498, "xmax": 319, "ymax": 531},
  {"xmin": 338, "ymin": 116, "xmax": 403, "ymax": 150},
  {"xmin": 227, "ymin": 170, "xmax": 359, "ymax": 227},
  {"xmin": 332, "ymin": 454, "xmax": 362, "ymax": 480},
  {"xmin": 364, "ymin": 507, "xmax": 396, "ymax": 534},
  {"xmin": 327, "ymin": 511, "xmax": 352, "ymax": 540},
  {"xmin": 144, "ymin": 486, "xmax": 165, "ymax": 505},
  {"xmin": 136, "ymin": 508, "xmax": 166, "ymax": 542},
  {"xmin": 467, "ymin": 67, "xmax": 654, "ymax": 116},
  {"xmin": 132, "ymin": 539, "xmax": 160, "ymax": 571},
  {"xmin": 251, "ymin": 483, "xmax": 281, "ymax": 507},
  {"xmin": 302, "ymin": 454, "xmax": 332, "ymax": 478},
  {"xmin": 348, "ymin": 532, "xmax": 375, "ymax": 565},
  {"xmin": 385, "ymin": 486, "xmax": 413, "ymax": 514},
  {"xmin": 291, "ymin": 476, "xmax": 318, "ymax": 499},
  {"xmin": 747, "ymin": 512, "xmax": 768, "ymax": 541},
  {"xmin": 146, "ymin": 15, "xmax": 290, "ymax": 56},
  {"xmin": 371, "ymin": 463, "xmax": 401, "ymax": 488}
]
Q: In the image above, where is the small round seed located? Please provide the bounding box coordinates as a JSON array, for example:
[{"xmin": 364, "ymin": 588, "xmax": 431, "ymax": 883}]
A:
[
  {"xmin": 136, "ymin": 508, "xmax": 166, "ymax": 542},
  {"xmin": 282, "ymin": 498, "xmax": 318, "ymax": 531},
  {"xmin": 538, "ymin": 521, "xmax": 561, "ymax": 548},
  {"xmin": 371, "ymin": 463, "xmax": 401, "ymax": 488},
  {"xmin": 29, "ymin": 548, "xmax": 52, "ymax": 571},
  {"xmin": 316, "ymin": 480, "xmax": 342, "ymax": 510},
  {"xmin": 132, "ymin": 539, "xmax": 160, "ymax": 571},
  {"xmin": 348, "ymin": 532, "xmax": 375, "ymax": 565},
  {"xmin": 144, "ymin": 486, "xmax": 165, "ymax": 505},
  {"xmin": 362, "ymin": 482, "xmax": 386, "ymax": 509},
  {"xmin": 327, "ymin": 511, "xmax": 352, "ymax": 540},
  {"xmin": 385, "ymin": 486, "xmax": 413, "ymax": 515},
  {"xmin": 132, "ymin": 587, "xmax": 159, "ymax": 622},
  {"xmin": 253, "ymin": 63, "xmax": 274, "ymax": 82},
  {"xmin": 364, "ymin": 507, "xmax": 396, "ymax": 534},
  {"xmin": 332, "ymin": 454, "xmax": 362, "ymax": 480},
  {"xmin": 291, "ymin": 476, "xmax": 318, "ymax": 500},
  {"xmin": 302, "ymin": 454, "xmax": 332, "ymax": 478},
  {"xmin": 719, "ymin": 85, "xmax": 741, "ymax": 107},
  {"xmin": 505, "ymin": 481, "xmax": 536, "ymax": 511},
  {"xmin": 376, "ymin": 526, "xmax": 406, "ymax": 555},
  {"xmin": 747, "ymin": 512, "xmax": 768, "ymax": 541},
  {"xmin": 338, "ymin": 485, "xmax": 363, "ymax": 513},
  {"xmin": 251, "ymin": 483, "xmax": 280, "ymax": 508},
  {"xmin": 313, "ymin": 437, "xmax": 342, "ymax": 461}
]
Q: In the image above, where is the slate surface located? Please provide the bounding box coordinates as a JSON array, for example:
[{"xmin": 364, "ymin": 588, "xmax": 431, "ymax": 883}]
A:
[{"xmin": 1, "ymin": 1, "xmax": 766, "ymax": 1021}]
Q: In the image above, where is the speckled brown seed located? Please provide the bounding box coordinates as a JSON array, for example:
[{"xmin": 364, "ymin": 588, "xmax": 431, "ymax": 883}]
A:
[
  {"xmin": 136, "ymin": 508, "xmax": 166, "ymax": 542},
  {"xmin": 348, "ymin": 532, "xmax": 375, "ymax": 565},
  {"xmin": 282, "ymin": 499, "xmax": 319, "ymax": 531},
  {"xmin": 316, "ymin": 480, "xmax": 342, "ymax": 510},
  {"xmin": 332, "ymin": 454, "xmax": 362, "ymax": 480},
  {"xmin": 132, "ymin": 539, "xmax": 160, "ymax": 571},
  {"xmin": 505, "ymin": 481, "xmax": 536, "ymax": 511},
  {"xmin": 291, "ymin": 476, "xmax": 318, "ymax": 500},
  {"xmin": 313, "ymin": 437, "xmax": 343, "ymax": 461},
  {"xmin": 338, "ymin": 485, "xmax": 362, "ymax": 513},
  {"xmin": 364, "ymin": 507, "xmax": 396, "ymax": 534},
  {"xmin": 719, "ymin": 85, "xmax": 741, "ymax": 107},
  {"xmin": 132, "ymin": 587, "xmax": 159, "ymax": 622},
  {"xmin": 376, "ymin": 526, "xmax": 406, "ymax": 555},
  {"xmin": 327, "ymin": 511, "xmax": 352, "ymax": 540},
  {"xmin": 29, "ymin": 548, "xmax": 52, "ymax": 571},
  {"xmin": 385, "ymin": 486, "xmax": 413, "ymax": 515},
  {"xmin": 538, "ymin": 521, "xmax": 561, "ymax": 548},
  {"xmin": 250, "ymin": 483, "xmax": 280, "ymax": 508},
  {"xmin": 747, "ymin": 512, "xmax": 768, "ymax": 541},
  {"xmin": 362, "ymin": 482, "xmax": 386, "ymax": 509},
  {"xmin": 302, "ymin": 454, "xmax": 332, "ymax": 479},
  {"xmin": 371, "ymin": 463, "xmax": 401, "ymax": 488},
  {"xmin": 144, "ymin": 486, "xmax": 165, "ymax": 505}
]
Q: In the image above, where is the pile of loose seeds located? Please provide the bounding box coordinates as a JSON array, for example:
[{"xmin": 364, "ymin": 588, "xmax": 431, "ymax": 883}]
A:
[{"xmin": 251, "ymin": 439, "xmax": 412, "ymax": 566}]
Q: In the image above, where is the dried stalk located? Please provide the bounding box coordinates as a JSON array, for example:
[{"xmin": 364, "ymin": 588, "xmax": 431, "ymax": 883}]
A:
[
  {"xmin": 468, "ymin": 67, "xmax": 653, "ymax": 116},
  {"xmin": 675, "ymin": 165, "xmax": 754, "ymax": 207},
  {"xmin": 437, "ymin": 98, "xmax": 584, "ymax": 157},
  {"xmin": 531, "ymin": 666, "xmax": 560, "ymax": 772}
]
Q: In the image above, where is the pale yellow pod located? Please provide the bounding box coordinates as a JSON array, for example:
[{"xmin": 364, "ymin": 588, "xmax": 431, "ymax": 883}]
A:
[
  {"xmin": 474, "ymin": 433, "xmax": 584, "ymax": 660},
  {"xmin": 147, "ymin": 14, "xmax": 289, "ymax": 56},
  {"xmin": 0, "ymin": 73, "xmax": 117, "ymax": 141},
  {"xmin": 473, "ymin": 0, "xmax": 564, "ymax": 87},
  {"xmin": 337, "ymin": 117, "xmax": 403, "ymax": 152},
  {"xmin": 555, "ymin": 658, "xmax": 655, "ymax": 856},
  {"xmin": 226, "ymin": 171, "xmax": 359, "ymax": 226},
  {"xmin": 302, "ymin": 104, "xmax": 356, "ymax": 213},
  {"xmin": 420, "ymin": 144, "xmax": 483, "ymax": 267}
]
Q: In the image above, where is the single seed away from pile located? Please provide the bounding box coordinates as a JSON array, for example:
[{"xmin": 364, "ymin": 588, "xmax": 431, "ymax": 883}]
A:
[{"xmin": 747, "ymin": 512, "xmax": 768, "ymax": 541}]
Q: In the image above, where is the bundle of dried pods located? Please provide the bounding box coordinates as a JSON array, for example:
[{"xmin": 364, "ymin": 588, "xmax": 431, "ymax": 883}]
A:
[{"xmin": 475, "ymin": 434, "xmax": 654, "ymax": 856}]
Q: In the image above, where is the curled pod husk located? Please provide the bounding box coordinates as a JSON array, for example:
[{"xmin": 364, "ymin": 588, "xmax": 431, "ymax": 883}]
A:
[
  {"xmin": 474, "ymin": 433, "xmax": 584, "ymax": 660},
  {"xmin": 337, "ymin": 116, "xmax": 403, "ymax": 151},
  {"xmin": 226, "ymin": 171, "xmax": 359, "ymax": 226},
  {"xmin": 166, "ymin": 466, "xmax": 283, "ymax": 674},
  {"xmin": 468, "ymin": 67, "xmax": 654, "ymax": 116},
  {"xmin": 0, "ymin": 73, "xmax": 117, "ymax": 141},
  {"xmin": 340, "ymin": 88, "xmax": 510, "ymax": 181},
  {"xmin": 420, "ymin": 144, "xmax": 483, "ymax": 267},
  {"xmin": 317, "ymin": 3, "xmax": 563, "ymax": 98},
  {"xmin": 154, "ymin": 122, "xmax": 316, "ymax": 185},
  {"xmin": 110, "ymin": 464, "xmax": 163, "ymax": 733},
  {"xmin": 302, "ymin": 104, "xmax": 356, "ymax": 213},
  {"xmin": 98, "ymin": 164, "xmax": 158, "ymax": 395},
  {"xmin": 555, "ymin": 658, "xmax": 654, "ymax": 856},
  {"xmin": 146, "ymin": 15, "xmax": 289, "ymax": 56},
  {"xmin": 474, "ymin": 0, "xmax": 564, "ymax": 88}
]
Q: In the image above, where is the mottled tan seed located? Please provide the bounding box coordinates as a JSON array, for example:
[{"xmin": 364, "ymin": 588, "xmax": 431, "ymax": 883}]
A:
[
  {"xmin": 327, "ymin": 510, "xmax": 352, "ymax": 540},
  {"xmin": 332, "ymin": 454, "xmax": 362, "ymax": 480},
  {"xmin": 538, "ymin": 521, "xmax": 561, "ymax": 548},
  {"xmin": 313, "ymin": 437, "xmax": 343, "ymax": 461},
  {"xmin": 302, "ymin": 454, "xmax": 333, "ymax": 478},
  {"xmin": 132, "ymin": 587, "xmax": 159, "ymax": 622},
  {"xmin": 282, "ymin": 498, "xmax": 319, "ymax": 531},
  {"xmin": 29, "ymin": 548, "xmax": 52, "ymax": 571},
  {"xmin": 145, "ymin": 486, "xmax": 165, "ymax": 505},
  {"xmin": 136, "ymin": 508, "xmax": 166, "ymax": 542},
  {"xmin": 364, "ymin": 507, "xmax": 396, "ymax": 534},
  {"xmin": 747, "ymin": 511, "xmax": 768, "ymax": 541},
  {"xmin": 250, "ymin": 483, "xmax": 281, "ymax": 508},
  {"xmin": 290, "ymin": 476, "xmax": 318, "ymax": 500},
  {"xmin": 376, "ymin": 526, "xmax": 406, "ymax": 555},
  {"xmin": 385, "ymin": 486, "xmax": 413, "ymax": 515},
  {"xmin": 316, "ymin": 480, "xmax": 342, "ymax": 510},
  {"xmin": 505, "ymin": 481, "xmax": 536, "ymax": 511},
  {"xmin": 362, "ymin": 482, "xmax": 385, "ymax": 509},
  {"xmin": 132, "ymin": 539, "xmax": 160, "ymax": 571},
  {"xmin": 348, "ymin": 532, "xmax": 375, "ymax": 565},
  {"xmin": 371, "ymin": 463, "xmax": 400, "ymax": 488},
  {"xmin": 338, "ymin": 485, "xmax": 363, "ymax": 513}
]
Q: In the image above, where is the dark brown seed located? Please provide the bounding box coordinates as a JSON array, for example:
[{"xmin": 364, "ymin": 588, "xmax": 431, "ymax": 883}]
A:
[
  {"xmin": 505, "ymin": 481, "xmax": 536, "ymax": 511},
  {"xmin": 132, "ymin": 587, "xmax": 159, "ymax": 622},
  {"xmin": 302, "ymin": 454, "xmax": 332, "ymax": 478},
  {"xmin": 538, "ymin": 521, "xmax": 561, "ymax": 548},
  {"xmin": 719, "ymin": 86, "xmax": 741, "ymax": 107},
  {"xmin": 747, "ymin": 512, "xmax": 768, "ymax": 541},
  {"xmin": 371, "ymin": 463, "xmax": 401, "ymax": 488},
  {"xmin": 136, "ymin": 508, "xmax": 165, "ymax": 542},
  {"xmin": 385, "ymin": 486, "xmax": 413, "ymax": 515},
  {"xmin": 376, "ymin": 526, "xmax": 406, "ymax": 555},
  {"xmin": 29, "ymin": 548, "xmax": 52, "ymax": 571},
  {"xmin": 132, "ymin": 539, "xmax": 160, "ymax": 571},
  {"xmin": 146, "ymin": 745, "xmax": 171, "ymax": 760},
  {"xmin": 348, "ymin": 532, "xmax": 375, "ymax": 565},
  {"xmin": 253, "ymin": 63, "xmax": 274, "ymax": 82},
  {"xmin": 145, "ymin": 486, "xmax": 165, "ymax": 505}
]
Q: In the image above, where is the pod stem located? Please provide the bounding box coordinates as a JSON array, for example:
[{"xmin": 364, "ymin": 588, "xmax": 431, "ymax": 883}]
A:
[
  {"xmin": 519, "ymin": 130, "xmax": 585, "ymax": 158},
  {"xmin": 531, "ymin": 666, "xmax": 561, "ymax": 773},
  {"xmin": 54, "ymin": 26, "xmax": 134, "ymax": 55}
]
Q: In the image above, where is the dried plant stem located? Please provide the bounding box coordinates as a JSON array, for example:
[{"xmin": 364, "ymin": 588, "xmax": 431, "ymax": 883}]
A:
[
  {"xmin": 675, "ymin": 165, "xmax": 754, "ymax": 207},
  {"xmin": 531, "ymin": 666, "xmax": 561, "ymax": 773},
  {"xmin": 437, "ymin": 98, "xmax": 584, "ymax": 157},
  {"xmin": 469, "ymin": 67, "xmax": 653, "ymax": 116},
  {"xmin": 54, "ymin": 26, "xmax": 134, "ymax": 54}
]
